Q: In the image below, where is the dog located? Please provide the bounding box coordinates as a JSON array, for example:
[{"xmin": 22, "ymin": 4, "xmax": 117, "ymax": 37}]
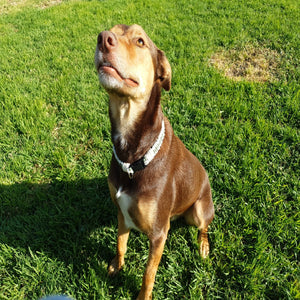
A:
[{"xmin": 94, "ymin": 24, "xmax": 214, "ymax": 300}]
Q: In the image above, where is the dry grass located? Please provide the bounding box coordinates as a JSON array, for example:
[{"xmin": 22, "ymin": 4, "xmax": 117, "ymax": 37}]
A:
[
  {"xmin": 0, "ymin": 0, "xmax": 63, "ymax": 13},
  {"xmin": 38, "ymin": 0, "xmax": 62, "ymax": 9},
  {"xmin": 210, "ymin": 45, "xmax": 281, "ymax": 83}
]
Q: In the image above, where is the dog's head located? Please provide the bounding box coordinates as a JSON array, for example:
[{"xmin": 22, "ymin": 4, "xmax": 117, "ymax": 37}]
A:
[{"xmin": 95, "ymin": 24, "xmax": 171, "ymax": 99}]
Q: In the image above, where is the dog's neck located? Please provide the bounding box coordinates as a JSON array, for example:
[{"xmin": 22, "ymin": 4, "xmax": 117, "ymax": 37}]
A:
[{"xmin": 109, "ymin": 81, "xmax": 164, "ymax": 164}]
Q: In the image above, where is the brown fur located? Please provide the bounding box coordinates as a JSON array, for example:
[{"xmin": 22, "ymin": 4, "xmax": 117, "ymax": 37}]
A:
[{"xmin": 95, "ymin": 24, "xmax": 214, "ymax": 300}]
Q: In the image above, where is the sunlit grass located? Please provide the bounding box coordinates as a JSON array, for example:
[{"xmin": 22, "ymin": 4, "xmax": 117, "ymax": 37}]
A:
[{"xmin": 0, "ymin": 0, "xmax": 299, "ymax": 298}]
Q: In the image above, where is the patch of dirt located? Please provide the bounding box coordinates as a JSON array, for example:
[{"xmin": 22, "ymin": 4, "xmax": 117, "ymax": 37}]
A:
[
  {"xmin": 38, "ymin": 0, "xmax": 62, "ymax": 9},
  {"xmin": 210, "ymin": 45, "xmax": 281, "ymax": 83}
]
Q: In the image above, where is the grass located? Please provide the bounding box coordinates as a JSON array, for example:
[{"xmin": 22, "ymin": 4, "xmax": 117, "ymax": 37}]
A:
[{"xmin": 0, "ymin": 0, "xmax": 299, "ymax": 299}]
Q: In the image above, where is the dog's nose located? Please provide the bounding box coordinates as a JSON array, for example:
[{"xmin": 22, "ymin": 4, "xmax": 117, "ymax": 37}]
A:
[{"xmin": 97, "ymin": 31, "xmax": 118, "ymax": 52}]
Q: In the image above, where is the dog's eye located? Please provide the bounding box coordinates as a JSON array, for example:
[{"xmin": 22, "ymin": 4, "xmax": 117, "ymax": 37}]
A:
[{"xmin": 137, "ymin": 38, "xmax": 145, "ymax": 46}]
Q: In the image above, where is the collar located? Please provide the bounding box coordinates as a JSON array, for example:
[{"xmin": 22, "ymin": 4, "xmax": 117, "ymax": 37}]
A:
[{"xmin": 113, "ymin": 119, "xmax": 165, "ymax": 179}]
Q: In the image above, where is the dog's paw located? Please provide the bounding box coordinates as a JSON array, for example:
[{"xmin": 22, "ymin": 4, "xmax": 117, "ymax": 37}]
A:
[
  {"xmin": 108, "ymin": 264, "xmax": 119, "ymax": 276},
  {"xmin": 108, "ymin": 256, "xmax": 124, "ymax": 276},
  {"xmin": 200, "ymin": 240, "xmax": 210, "ymax": 259}
]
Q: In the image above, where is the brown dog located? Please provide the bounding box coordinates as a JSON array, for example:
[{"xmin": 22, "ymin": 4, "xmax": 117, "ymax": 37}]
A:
[{"xmin": 95, "ymin": 24, "xmax": 214, "ymax": 300}]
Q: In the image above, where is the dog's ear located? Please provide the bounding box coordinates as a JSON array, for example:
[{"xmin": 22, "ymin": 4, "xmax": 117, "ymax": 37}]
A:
[{"xmin": 156, "ymin": 49, "xmax": 172, "ymax": 91}]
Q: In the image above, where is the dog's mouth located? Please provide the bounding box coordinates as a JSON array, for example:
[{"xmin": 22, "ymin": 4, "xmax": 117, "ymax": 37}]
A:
[{"xmin": 99, "ymin": 64, "xmax": 139, "ymax": 88}]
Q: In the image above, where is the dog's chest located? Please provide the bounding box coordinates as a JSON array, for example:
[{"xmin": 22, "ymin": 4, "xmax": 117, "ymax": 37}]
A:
[{"xmin": 116, "ymin": 187, "xmax": 140, "ymax": 231}]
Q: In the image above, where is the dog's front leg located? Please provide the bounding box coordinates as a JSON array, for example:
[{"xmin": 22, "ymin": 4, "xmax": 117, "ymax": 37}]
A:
[
  {"xmin": 137, "ymin": 230, "xmax": 168, "ymax": 300},
  {"xmin": 108, "ymin": 210, "xmax": 130, "ymax": 276}
]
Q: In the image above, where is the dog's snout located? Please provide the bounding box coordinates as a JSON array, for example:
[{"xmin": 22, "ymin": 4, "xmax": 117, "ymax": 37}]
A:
[{"xmin": 98, "ymin": 31, "xmax": 117, "ymax": 52}]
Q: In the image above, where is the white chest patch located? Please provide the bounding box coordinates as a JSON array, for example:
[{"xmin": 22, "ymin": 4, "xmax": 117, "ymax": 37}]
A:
[{"xmin": 116, "ymin": 187, "xmax": 139, "ymax": 231}]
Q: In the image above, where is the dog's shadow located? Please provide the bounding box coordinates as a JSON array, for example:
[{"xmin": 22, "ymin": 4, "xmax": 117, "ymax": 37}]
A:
[
  {"xmin": 0, "ymin": 177, "xmax": 140, "ymax": 297},
  {"xmin": 0, "ymin": 177, "xmax": 207, "ymax": 298}
]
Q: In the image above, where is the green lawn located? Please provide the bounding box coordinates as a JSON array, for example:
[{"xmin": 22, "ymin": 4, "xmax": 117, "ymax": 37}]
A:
[{"xmin": 0, "ymin": 0, "xmax": 299, "ymax": 299}]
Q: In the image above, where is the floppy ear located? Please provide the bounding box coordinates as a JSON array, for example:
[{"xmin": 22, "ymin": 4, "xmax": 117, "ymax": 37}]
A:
[{"xmin": 156, "ymin": 49, "xmax": 172, "ymax": 91}]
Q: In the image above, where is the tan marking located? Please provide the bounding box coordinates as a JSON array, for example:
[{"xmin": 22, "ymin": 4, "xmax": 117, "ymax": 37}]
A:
[
  {"xmin": 134, "ymin": 197, "xmax": 157, "ymax": 233},
  {"xmin": 109, "ymin": 179, "xmax": 158, "ymax": 234},
  {"xmin": 109, "ymin": 95, "xmax": 148, "ymax": 144},
  {"xmin": 95, "ymin": 24, "xmax": 155, "ymax": 97},
  {"xmin": 199, "ymin": 228, "xmax": 210, "ymax": 258}
]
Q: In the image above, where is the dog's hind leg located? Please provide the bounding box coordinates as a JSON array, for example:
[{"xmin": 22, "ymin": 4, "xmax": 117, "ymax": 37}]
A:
[{"xmin": 183, "ymin": 183, "xmax": 214, "ymax": 258}]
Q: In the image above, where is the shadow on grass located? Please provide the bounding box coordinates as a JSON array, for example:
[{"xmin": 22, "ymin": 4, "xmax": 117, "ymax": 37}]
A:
[{"xmin": 0, "ymin": 177, "xmax": 140, "ymax": 296}]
